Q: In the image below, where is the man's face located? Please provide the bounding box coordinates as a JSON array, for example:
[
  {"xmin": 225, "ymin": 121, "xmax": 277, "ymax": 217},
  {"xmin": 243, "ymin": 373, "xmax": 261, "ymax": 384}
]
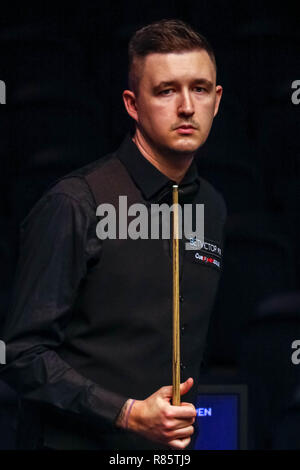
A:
[{"xmin": 125, "ymin": 50, "xmax": 222, "ymax": 158}]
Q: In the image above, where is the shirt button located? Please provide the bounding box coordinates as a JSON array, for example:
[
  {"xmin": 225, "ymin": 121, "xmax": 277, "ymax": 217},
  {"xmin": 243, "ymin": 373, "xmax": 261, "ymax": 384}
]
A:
[
  {"xmin": 180, "ymin": 363, "xmax": 186, "ymax": 371},
  {"xmin": 180, "ymin": 324, "xmax": 186, "ymax": 334},
  {"xmin": 180, "ymin": 295, "xmax": 184, "ymax": 303}
]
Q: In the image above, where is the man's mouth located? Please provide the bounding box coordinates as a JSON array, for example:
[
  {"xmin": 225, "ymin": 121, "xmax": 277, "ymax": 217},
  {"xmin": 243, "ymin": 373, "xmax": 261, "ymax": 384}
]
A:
[{"xmin": 175, "ymin": 125, "xmax": 196, "ymax": 134}]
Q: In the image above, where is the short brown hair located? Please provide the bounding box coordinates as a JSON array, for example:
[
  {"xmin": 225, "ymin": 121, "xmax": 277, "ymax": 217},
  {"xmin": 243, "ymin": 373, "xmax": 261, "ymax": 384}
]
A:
[{"xmin": 128, "ymin": 19, "xmax": 217, "ymax": 95}]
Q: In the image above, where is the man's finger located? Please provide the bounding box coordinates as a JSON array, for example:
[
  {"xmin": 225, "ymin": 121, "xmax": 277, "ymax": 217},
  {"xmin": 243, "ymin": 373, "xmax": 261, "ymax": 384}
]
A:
[
  {"xmin": 180, "ymin": 401, "xmax": 195, "ymax": 408},
  {"xmin": 171, "ymin": 416, "xmax": 196, "ymax": 428},
  {"xmin": 169, "ymin": 425, "xmax": 194, "ymax": 439},
  {"xmin": 159, "ymin": 377, "xmax": 194, "ymax": 400},
  {"xmin": 166, "ymin": 404, "xmax": 196, "ymax": 419},
  {"xmin": 168, "ymin": 437, "xmax": 191, "ymax": 449},
  {"xmin": 180, "ymin": 377, "xmax": 194, "ymax": 395}
]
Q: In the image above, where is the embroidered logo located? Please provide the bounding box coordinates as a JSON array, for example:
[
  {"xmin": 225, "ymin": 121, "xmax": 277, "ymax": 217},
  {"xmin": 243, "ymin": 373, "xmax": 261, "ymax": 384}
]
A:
[
  {"xmin": 195, "ymin": 253, "xmax": 220, "ymax": 268},
  {"xmin": 188, "ymin": 237, "xmax": 222, "ymax": 270}
]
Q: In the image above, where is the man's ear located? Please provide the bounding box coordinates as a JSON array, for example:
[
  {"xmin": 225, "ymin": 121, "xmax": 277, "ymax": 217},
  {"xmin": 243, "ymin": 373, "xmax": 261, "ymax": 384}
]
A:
[
  {"xmin": 213, "ymin": 85, "xmax": 223, "ymax": 117},
  {"xmin": 123, "ymin": 90, "xmax": 138, "ymax": 122}
]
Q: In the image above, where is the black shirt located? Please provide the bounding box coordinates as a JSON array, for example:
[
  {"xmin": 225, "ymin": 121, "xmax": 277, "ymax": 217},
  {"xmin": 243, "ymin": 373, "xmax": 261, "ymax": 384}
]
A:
[{"xmin": 0, "ymin": 133, "xmax": 226, "ymax": 449}]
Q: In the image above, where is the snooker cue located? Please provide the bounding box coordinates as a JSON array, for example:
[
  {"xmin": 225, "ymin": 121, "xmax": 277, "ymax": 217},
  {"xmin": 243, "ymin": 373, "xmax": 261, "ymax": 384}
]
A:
[{"xmin": 172, "ymin": 184, "xmax": 181, "ymax": 405}]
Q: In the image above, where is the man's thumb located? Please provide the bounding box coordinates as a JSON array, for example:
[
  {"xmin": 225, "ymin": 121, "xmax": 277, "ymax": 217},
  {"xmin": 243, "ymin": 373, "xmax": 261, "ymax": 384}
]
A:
[{"xmin": 180, "ymin": 377, "xmax": 194, "ymax": 396}]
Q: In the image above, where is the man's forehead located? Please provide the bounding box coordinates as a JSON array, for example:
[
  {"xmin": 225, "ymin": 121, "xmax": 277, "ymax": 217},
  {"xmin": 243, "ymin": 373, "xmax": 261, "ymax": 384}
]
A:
[{"xmin": 141, "ymin": 50, "xmax": 216, "ymax": 84}]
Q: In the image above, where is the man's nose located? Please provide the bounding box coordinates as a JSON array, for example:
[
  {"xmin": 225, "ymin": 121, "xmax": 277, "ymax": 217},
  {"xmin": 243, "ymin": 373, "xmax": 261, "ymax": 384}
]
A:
[{"xmin": 177, "ymin": 91, "xmax": 194, "ymax": 116}]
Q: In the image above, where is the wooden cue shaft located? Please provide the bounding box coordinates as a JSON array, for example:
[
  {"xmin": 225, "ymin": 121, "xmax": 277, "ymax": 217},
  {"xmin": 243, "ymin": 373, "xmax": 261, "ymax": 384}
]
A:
[{"xmin": 172, "ymin": 185, "xmax": 181, "ymax": 406}]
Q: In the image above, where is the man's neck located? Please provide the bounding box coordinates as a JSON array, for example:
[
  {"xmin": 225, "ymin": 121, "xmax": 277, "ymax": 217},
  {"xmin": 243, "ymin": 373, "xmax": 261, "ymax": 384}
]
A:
[{"xmin": 132, "ymin": 130, "xmax": 194, "ymax": 184}]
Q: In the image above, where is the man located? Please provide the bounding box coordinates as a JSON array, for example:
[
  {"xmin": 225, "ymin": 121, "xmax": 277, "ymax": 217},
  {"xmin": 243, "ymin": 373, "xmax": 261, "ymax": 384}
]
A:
[{"xmin": 0, "ymin": 19, "xmax": 225, "ymax": 450}]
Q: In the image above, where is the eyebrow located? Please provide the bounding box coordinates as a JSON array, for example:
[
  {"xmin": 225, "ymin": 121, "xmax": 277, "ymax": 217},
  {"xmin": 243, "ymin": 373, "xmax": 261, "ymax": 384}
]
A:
[{"xmin": 153, "ymin": 78, "xmax": 214, "ymax": 93}]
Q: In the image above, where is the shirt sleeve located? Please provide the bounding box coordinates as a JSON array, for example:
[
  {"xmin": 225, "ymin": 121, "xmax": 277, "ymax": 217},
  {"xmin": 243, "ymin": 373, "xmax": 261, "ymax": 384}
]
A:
[{"xmin": 0, "ymin": 188, "xmax": 128, "ymax": 428}]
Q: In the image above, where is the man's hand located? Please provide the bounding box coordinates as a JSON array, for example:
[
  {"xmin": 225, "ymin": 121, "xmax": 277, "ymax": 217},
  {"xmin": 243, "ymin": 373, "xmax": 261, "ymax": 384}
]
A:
[{"xmin": 116, "ymin": 377, "xmax": 196, "ymax": 449}]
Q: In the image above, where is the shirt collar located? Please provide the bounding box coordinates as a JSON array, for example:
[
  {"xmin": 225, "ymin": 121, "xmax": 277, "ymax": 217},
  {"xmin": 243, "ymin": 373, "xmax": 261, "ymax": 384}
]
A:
[{"xmin": 117, "ymin": 132, "xmax": 200, "ymax": 202}]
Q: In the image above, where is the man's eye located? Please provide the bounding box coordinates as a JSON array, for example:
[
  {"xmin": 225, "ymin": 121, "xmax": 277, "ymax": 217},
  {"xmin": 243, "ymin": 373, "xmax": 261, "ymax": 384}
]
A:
[
  {"xmin": 160, "ymin": 89, "xmax": 174, "ymax": 95},
  {"xmin": 194, "ymin": 87, "xmax": 206, "ymax": 93}
]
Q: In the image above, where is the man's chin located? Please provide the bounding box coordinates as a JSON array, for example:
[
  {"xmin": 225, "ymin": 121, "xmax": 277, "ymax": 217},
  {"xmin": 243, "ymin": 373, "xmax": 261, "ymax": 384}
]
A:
[
  {"xmin": 173, "ymin": 134, "xmax": 202, "ymax": 149},
  {"xmin": 171, "ymin": 141, "xmax": 201, "ymax": 155},
  {"xmin": 155, "ymin": 137, "xmax": 202, "ymax": 158}
]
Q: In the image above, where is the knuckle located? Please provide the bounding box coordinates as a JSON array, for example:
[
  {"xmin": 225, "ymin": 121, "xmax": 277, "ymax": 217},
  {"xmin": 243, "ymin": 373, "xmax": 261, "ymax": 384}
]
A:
[
  {"xmin": 169, "ymin": 440, "xmax": 180, "ymax": 450},
  {"xmin": 163, "ymin": 420, "xmax": 172, "ymax": 431},
  {"xmin": 164, "ymin": 428, "xmax": 177, "ymax": 441},
  {"xmin": 178, "ymin": 438, "xmax": 190, "ymax": 449},
  {"xmin": 163, "ymin": 408, "xmax": 173, "ymax": 420}
]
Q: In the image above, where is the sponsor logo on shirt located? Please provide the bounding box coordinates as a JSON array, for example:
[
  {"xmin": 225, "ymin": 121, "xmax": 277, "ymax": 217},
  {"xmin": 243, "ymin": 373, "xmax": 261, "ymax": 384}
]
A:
[{"xmin": 187, "ymin": 236, "xmax": 222, "ymax": 270}]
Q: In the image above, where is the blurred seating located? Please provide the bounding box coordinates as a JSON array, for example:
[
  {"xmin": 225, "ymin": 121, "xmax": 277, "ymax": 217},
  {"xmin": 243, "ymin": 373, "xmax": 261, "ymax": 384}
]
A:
[
  {"xmin": 239, "ymin": 292, "xmax": 300, "ymax": 449},
  {"xmin": 204, "ymin": 212, "xmax": 297, "ymax": 368},
  {"xmin": 197, "ymin": 159, "xmax": 266, "ymax": 214},
  {"xmin": 0, "ymin": 380, "xmax": 18, "ymax": 450}
]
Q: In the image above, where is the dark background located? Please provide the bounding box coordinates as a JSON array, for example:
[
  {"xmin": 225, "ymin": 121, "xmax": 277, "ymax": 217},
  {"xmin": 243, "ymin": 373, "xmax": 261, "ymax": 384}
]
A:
[{"xmin": 0, "ymin": 0, "xmax": 300, "ymax": 450}]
